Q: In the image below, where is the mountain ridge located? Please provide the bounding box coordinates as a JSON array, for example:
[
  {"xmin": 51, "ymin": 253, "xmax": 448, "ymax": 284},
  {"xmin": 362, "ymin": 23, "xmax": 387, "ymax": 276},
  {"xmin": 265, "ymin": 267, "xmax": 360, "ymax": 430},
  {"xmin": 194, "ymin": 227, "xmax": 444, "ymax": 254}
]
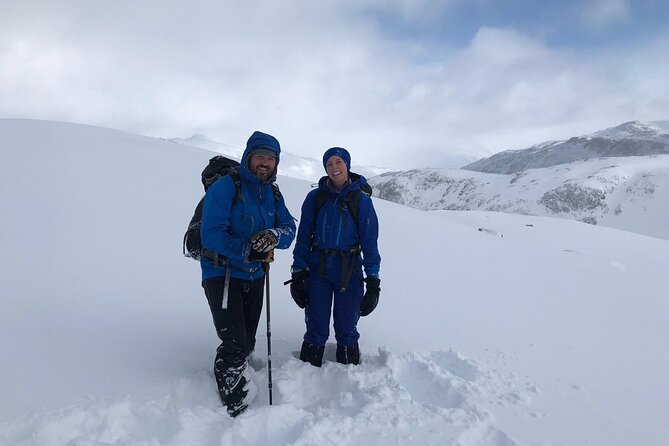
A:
[
  {"xmin": 463, "ymin": 120, "xmax": 669, "ymax": 174},
  {"xmin": 369, "ymin": 120, "xmax": 669, "ymax": 240}
]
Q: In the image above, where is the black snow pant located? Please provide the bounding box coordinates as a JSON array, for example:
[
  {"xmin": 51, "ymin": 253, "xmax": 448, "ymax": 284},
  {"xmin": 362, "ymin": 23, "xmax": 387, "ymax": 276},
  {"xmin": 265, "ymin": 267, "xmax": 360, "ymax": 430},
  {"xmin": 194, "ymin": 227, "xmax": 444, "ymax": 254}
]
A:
[{"xmin": 203, "ymin": 274, "xmax": 264, "ymax": 403}]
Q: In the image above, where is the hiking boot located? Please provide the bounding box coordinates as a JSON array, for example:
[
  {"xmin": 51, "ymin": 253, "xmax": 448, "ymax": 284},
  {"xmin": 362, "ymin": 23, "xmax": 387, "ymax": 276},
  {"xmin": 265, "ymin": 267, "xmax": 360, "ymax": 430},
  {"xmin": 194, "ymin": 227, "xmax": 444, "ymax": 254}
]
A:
[
  {"xmin": 224, "ymin": 366, "xmax": 257, "ymax": 417},
  {"xmin": 214, "ymin": 360, "xmax": 257, "ymax": 417},
  {"xmin": 299, "ymin": 341, "xmax": 325, "ymax": 367},
  {"xmin": 336, "ymin": 343, "xmax": 360, "ymax": 365}
]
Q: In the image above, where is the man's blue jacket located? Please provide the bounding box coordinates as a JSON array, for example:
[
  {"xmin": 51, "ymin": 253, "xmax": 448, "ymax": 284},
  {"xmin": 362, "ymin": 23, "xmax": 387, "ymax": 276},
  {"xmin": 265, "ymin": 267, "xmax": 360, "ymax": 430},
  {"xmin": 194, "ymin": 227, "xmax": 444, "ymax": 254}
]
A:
[
  {"xmin": 292, "ymin": 173, "xmax": 380, "ymax": 278},
  {"xmin": 200, "ymin": 131, "xmax": 296, "ymax": 282}
]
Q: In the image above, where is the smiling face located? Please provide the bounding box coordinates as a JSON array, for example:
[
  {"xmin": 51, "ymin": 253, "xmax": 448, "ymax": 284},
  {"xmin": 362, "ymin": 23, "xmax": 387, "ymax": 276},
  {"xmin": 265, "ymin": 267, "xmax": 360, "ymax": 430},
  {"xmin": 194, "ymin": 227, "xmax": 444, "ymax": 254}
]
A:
[
  {"xmin": 248, "ymin": 152, "xmax": 276, "ymax": 182},
  {"xmin": 325, "ymin": 155, "xmax": 349, "ymax": 188}
]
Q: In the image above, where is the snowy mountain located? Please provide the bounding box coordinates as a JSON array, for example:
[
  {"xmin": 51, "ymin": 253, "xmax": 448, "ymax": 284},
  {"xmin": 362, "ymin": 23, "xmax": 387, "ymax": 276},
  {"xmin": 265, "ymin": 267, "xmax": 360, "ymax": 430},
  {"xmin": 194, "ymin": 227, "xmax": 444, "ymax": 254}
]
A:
[
  {"xmin": 463, "ymin": 120, "xmax": 669, "ymax": 174},
  {"xmin": 369, "ymin": 156, "xmax": 669, "ymax": 240},
  {"xmin": 2, "ymin": 119, "xmax": 669, "ymax": 446},
  {"xmin": 370, "ymin": 120, "xmax": 669, "ymax": 240},
  {"xmin": 169, "ymin": 134, "xmax": 389, "ymax": 182}
]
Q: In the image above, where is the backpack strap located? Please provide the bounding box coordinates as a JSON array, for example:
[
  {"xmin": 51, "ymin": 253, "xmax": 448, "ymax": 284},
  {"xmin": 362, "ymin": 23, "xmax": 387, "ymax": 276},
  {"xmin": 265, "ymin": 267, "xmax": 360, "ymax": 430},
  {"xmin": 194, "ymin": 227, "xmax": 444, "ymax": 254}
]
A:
[
  {"xmin": 230, "ymin": 170, "xmax": 281, "ymax": 225},
  {"xmin": 349, "ymin": 183, "xmax": 372, "ymax": 233},
  {"xmin": 271, "ymin": 182, "xmax": 281, "ymax": 201},
  {"xmin": 314, "ymin": 187, "xmax": 367, "ymax": 235},
  {"xmin": 314, "ymin": 189, "xmax": 329, "ymax": 218},
  {"xmin": 229, "ymin": 170, "xmax": 281, "ymax": 206},
  {"xmin": 229, "ymin": 171, "xmax": 243, "ymax": 204},
  {"xmin": 341, "ymin": 189, "xmax": 362, "ymax": 232},
  {"xmin": 270, "ymin": 182, "xmax": 282, "ymax": 225}
]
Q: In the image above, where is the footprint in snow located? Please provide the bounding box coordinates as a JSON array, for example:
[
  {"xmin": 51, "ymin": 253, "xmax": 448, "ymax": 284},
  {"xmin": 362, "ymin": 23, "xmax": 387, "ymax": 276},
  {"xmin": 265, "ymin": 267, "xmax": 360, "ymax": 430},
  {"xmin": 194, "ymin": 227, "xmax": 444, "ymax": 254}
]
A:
[
  {"xmin": 0, "ymin": 348, "xmax": 524, "ymax": 446},
  {"xmin": 389, "ymin": 350, "xmax": 478, "ymax": 409}
]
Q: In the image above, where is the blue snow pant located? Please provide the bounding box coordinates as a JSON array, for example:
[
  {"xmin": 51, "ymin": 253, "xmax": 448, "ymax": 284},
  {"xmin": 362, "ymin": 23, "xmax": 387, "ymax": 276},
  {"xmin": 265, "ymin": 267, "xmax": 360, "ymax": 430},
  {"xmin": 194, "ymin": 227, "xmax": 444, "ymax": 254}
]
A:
[{"xmin": 303, "ymin": 255, "xmax": 364, "ymax": 348}]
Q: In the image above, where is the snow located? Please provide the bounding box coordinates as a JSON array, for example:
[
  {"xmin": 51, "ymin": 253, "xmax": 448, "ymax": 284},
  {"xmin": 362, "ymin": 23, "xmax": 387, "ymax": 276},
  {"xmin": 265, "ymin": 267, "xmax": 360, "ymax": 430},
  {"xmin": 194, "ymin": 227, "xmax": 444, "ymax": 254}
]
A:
[{"xmin": 1, "ymin": 119, "xmax": 669, "ymax": 445}]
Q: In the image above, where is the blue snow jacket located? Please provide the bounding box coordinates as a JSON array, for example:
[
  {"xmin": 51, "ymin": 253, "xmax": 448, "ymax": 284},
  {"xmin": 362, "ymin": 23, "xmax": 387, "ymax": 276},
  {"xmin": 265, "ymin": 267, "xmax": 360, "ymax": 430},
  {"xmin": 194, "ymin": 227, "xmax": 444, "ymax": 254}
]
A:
[
  {"xmin": 200, "ymin": 132, "xmax": 296, "ymax": 282},
  {"xmin": 292, "ymin": 173, "xmax": 380, "ymax": 277}
]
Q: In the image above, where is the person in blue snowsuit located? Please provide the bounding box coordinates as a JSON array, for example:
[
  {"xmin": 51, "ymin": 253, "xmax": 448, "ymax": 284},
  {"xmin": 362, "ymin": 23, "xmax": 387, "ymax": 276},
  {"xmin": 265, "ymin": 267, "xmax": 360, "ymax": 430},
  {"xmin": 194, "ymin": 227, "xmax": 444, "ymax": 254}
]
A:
[
  {"xmin": 290, "ymin": 147, "xmax": 381, "ymax": 367},
  {"xmin": 200, "ymin": 130, "xmax": 295, "ymax": 416}
]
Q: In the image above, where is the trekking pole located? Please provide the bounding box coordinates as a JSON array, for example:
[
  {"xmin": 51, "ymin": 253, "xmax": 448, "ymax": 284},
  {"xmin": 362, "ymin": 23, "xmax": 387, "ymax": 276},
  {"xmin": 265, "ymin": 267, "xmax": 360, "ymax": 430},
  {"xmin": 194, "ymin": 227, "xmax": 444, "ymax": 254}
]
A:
[{"xmin": 264, "ymin": 263, "xmax": 273, "ymax": 405}]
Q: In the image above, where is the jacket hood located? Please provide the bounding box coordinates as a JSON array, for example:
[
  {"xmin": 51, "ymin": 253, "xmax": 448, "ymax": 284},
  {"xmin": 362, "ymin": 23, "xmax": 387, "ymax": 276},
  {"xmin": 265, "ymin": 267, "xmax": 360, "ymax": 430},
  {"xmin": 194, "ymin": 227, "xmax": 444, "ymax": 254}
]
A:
[{"xmin": 241, "ymin": 131, "xmax": 281, "ymax": 183}]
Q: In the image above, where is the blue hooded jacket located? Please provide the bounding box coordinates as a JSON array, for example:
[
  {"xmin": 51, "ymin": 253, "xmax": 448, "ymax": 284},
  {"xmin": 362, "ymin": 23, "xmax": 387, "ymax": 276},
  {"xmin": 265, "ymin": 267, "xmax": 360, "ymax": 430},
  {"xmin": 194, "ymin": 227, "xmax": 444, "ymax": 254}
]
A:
[
  {"xmin": 200, "ymin": 131, "xmax": 296, "ymax": 281},
  {"xmin": 292, "ymin": 172, "xmax": 380, "ymax": 277}
]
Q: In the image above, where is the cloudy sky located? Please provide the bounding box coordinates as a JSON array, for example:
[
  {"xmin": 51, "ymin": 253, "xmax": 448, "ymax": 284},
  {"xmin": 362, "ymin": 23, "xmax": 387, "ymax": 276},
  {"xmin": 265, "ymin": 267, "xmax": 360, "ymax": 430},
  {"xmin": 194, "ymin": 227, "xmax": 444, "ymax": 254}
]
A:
[{"xmin": 1, "ymin": 0, "xmax": 668, "ymax": 169}]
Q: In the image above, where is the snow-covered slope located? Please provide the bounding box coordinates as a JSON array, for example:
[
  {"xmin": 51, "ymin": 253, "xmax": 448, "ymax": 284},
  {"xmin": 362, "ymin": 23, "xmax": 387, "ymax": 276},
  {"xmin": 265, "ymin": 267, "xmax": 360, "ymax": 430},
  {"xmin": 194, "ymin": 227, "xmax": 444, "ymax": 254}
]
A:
[
  {"xmin": 463, "ymin": 121, "xmax": 669, "ymax": 174},
  {"xmin": 2, "ymin": 119, "xmax": 669, "ymax": 445},
  {"xmin": 371, "ymin": 156, "xmax": 669, "ymax": 240},
  {"xmin": 169, "ymin": 134, "xmax": 389, "ymax": 182}
]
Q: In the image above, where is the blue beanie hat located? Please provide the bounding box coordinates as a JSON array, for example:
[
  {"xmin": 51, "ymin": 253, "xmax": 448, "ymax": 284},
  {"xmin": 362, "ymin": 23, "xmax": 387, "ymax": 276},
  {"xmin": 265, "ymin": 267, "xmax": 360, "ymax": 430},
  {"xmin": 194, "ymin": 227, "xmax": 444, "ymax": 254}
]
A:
[{"xmin": 322, "ymin": 147, "xmax": 351, "ymax": 172}]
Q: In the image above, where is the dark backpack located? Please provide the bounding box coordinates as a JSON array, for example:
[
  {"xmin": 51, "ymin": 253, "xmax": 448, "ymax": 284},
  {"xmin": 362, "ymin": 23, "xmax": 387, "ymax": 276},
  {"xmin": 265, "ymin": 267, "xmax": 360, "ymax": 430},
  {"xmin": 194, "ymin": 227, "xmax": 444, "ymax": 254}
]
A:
[{"xmin": 182, "ymin": 155, "xmax": 280, "ymax": 261}]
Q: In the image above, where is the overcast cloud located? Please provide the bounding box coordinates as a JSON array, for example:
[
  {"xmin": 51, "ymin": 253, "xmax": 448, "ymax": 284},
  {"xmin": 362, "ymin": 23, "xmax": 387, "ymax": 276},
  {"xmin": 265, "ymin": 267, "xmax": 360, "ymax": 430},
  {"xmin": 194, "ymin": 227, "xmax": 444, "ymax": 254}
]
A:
[
  {"xmin": 1, "ymin": 0, "xmax": 668, "ymax": 169},
  {"xmin": 580, "ymin": 0, "xmax": 630, "ymax": 29}
]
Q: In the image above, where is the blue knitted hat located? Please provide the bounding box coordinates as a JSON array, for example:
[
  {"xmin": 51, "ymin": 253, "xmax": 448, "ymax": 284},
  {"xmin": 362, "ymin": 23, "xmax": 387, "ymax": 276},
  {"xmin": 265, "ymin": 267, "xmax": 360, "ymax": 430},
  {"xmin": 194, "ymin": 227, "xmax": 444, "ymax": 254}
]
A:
[{"xmin": 322, "ymin": 147, "xmax": 351, "ymax": 172}]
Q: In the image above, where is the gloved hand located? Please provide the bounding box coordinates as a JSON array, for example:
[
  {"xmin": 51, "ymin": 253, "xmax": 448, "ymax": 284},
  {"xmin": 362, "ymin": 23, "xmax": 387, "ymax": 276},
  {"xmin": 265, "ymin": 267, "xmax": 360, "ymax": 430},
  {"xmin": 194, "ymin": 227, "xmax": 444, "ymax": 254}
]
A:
[
  {"xmin": 249, "ymin": 229, "xmax": 279, "ymax": 262},
  {"xmin": 251, "ymin": 229, "xmax": 279, "ymax": 253},
  {"xmin": 290, "ymin": 270, "xmax": 310, "ymax": 309},
  {"xmin": 360, "ymin": 276, "xmax": 380, "ymax": 317},
  {"xmin": 249, "ymin": 248, "xmax": 274, "ymax": 263}
]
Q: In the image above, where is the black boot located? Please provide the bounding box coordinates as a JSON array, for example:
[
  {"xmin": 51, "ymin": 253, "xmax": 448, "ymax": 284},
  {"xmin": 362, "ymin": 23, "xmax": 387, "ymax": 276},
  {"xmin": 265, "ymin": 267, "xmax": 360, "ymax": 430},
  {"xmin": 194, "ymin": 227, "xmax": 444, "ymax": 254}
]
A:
[
  {"xmin": 336, "ymin": 343, "xmax": 360, "ymax": 365},
  {"xmin": 214, "ymin": 358, "xmax": 257, "ymax": 417},
  {"xmin": 299, "ymin": 341, "xmax": 325, "ymax": 367},
  {"xmin": 224, "ymin": 368, "xmax": 257, "ymax": 417}
]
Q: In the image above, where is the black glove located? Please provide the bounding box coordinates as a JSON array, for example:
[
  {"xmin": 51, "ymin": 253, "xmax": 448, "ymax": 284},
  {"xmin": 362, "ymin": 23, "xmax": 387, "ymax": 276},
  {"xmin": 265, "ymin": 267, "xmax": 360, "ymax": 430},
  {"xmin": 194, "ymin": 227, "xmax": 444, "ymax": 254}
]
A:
[
  {"xmin": 360, "ymin": 276, "xmax": 380, "ymax": 317},
  {"xmin": 290, "ymin": 270, "xmax": 309, "ymax": 309}
]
